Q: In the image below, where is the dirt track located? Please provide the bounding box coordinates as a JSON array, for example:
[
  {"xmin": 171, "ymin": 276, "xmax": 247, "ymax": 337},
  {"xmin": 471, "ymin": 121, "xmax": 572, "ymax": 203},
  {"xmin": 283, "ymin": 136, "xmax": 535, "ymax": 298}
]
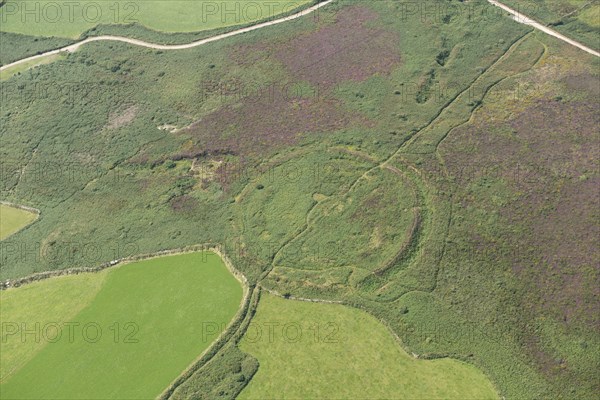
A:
[
  {"xmin": 488, "ymin": 0, "xmax": 600, "ymax": 57},
  {"xmin": 2, "ymin": 0, "xmax": 597, "ymax": 74},
  {"xmin": 0, "ymin": 0, "xmax": 335, "ymax": 72}
]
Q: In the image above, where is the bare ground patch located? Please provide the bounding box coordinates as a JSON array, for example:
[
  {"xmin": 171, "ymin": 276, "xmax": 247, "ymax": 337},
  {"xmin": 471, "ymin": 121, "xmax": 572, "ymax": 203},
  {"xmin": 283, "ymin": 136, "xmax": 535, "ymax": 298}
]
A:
[{"xmin": 106, "ymin": 105, "xmax": 138, "ymax": 130}]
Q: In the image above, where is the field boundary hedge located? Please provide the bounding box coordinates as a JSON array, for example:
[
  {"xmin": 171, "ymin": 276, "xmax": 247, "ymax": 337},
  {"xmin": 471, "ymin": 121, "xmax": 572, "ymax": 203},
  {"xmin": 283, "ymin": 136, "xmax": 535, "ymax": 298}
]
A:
[
  {"xmin": 0, "ymin": 242, "xmax": 257, "ymax": 399},
  {"xmin": 0, "ymin": 243, "xmax": 245, "ymax": 290},
  {"xmin": 159, "ymin": 246, "xmax": 253, "ymax": 399},
  {"xmin": 0, "ymin": 201, "xmax": 40, "ymax": 216},
  {"xmin": 82, "ymin": 0, "xmax": 327, "ymax": 46}
]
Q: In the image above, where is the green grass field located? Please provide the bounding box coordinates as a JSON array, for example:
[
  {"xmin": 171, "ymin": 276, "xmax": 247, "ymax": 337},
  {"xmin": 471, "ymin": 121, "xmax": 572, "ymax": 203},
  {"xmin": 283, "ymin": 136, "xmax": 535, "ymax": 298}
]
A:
[
  {"xmin": 239, "ymin": 293, "xmax": 499, "ymax": 399},
  {"xmin": 0, "ymin": 204, "xmax": 37, "ymax": 240},
  {"xmin": 0, "ymin": 0, "xmax": 313, "ymax": 39},
  {"xmin": 0, "ymin": 251, "xmax": 244, "ymax": 399},
  {"xmin": 0, "ymin": 271, "xmax": 109, "ymax": 382}
]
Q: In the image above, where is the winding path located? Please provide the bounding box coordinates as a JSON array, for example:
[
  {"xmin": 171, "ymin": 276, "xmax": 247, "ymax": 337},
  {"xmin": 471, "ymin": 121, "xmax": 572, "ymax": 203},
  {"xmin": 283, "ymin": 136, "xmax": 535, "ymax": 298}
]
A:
[
  {"xmin": 488, "ymin": 0, "xmax": 600, "ymax": 57},
  {"xmin": 2, "ymin": 0, "xmax": 598, "ymax": 74},
  {"xmin": 0, "ymin": 0, "xmax": 335, "ymax": 72}
]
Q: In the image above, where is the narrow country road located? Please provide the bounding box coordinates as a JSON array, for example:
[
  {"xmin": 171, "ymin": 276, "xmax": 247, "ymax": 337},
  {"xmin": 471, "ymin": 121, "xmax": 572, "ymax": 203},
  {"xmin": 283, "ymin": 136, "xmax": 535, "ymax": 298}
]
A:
[
  {"xmin": 0, "ymin": 0, "xmax": 597, "ymax": 74},
  {"xmin": 0, "ymin": 0, "xmax": 335, "ymax": 72},
  {"xmin": 487, "ymin": 0, "xmax": 600, "ymax": 57}
]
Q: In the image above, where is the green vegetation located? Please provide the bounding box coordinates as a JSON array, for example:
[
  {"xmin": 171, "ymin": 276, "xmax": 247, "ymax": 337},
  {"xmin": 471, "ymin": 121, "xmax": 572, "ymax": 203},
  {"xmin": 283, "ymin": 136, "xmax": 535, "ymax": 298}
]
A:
[
  {"xmin": 239, "ymin": 293, "xmax": 499, "ymax": 399},
  {"xmin": 0, "ymin": 251, "xmax": 243, "ymax": 399},
  {"xmin": 0, "ymin": 0, "xmax": 319, "ymax": 69},
  {"xmin": 503, "ymin": 0, "xmax": 600, "ymax": 50},
  {"xmin": 0, "ymin": 31, "xmax": 74, "ymax": 66},
  {"xmin": 171, "ymin": 344, "xmax": 259, "ymax": 400},
  {"xmin": 168, "ymin": 289, "xmax": 262, "ymax": 400},
  {"xmin": 0, "ymin": 0, "xmax": 313, "ymax": 39},
  {"xmin": 1, "ymin": 0, "xmax": 598, "ymax": 398},
  {"xmin": 0, "ymin": 271, "xmax": 108, "ymax": 382},
  {"xmin": 274, "ymin": 166, "xmax": 418, "ymax": 272},
  {"xmin": 0, "ymin": 204, "xmax": 37, "ymax": 239},
  {"xmin": 0, "ymin": 53, "xmax": 64, "ymax": 80},
  {"xmin": 236, "ymin": 148, "xmax": 375, "ymax": 266}
]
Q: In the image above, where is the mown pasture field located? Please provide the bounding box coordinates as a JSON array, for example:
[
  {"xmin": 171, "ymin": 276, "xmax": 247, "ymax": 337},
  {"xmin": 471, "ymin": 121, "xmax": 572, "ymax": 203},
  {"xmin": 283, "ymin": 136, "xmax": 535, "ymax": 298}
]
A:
[
  {"xmin": 0, "ymin": 271, "xmax": 108, "ymax": 383},
  {"xmin": 0, "ymin": 251, "xmax": 243, "ymax": 399},
  {"xmin": 0, "ymin": 204, "xmax": 37, "ymax": 240},
  {"xmin": 239, "ymin": 293, "xmax": 499, "ymax": 399},
  {"xmin": 0, "ymin": 0, "xmax": 314, "ymax": 38}
]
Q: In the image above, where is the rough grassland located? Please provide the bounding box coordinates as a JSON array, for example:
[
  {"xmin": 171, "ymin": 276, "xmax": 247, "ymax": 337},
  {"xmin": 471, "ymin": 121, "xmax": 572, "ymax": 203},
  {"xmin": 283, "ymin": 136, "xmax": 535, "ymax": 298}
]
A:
[
  {"xmin": 239, "ymin": 293, "xmax": 499, "ymax": 400},
  {"xmin": 0, "ymin": 0, "xmax": 313, "ymax": 39},
  {"xmin": 0, "ymin": 32, "xmax": 74, "ymax": 67},
  {"xmin": 0, "ymin": 54, "xmax": 64, "ymax": 81},
  {"xmin": 0, "ymin": 204, "xmax": 37, "ymax": 240},
  {"xmin": 502, "ymin": 0, "xmax": 600, "ymax": 50},
  {"xmin": 1, "ymin": 0, "xmax": 597, "ymax": 398},
  {"xmin": 0, "ymin": 251, "xmax": 243, "ymax": 399},
  {"xmin": 436, "ymin": 34, "xmax": 600, "ymax": 397}
]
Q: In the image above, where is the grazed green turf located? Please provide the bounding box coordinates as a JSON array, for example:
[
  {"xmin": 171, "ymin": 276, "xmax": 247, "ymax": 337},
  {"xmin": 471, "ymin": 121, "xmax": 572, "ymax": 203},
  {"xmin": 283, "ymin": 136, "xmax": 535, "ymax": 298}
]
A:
[
  {"xmin": 0, "ymin": 204, "xmax": 37, "ymax": 240},
  {"xmin": 0, "ymin": 271, "xmax": 109, "ymax": 382},
  {"xmin": 239, "ymin": 293, "xmax": 499, "ymax": 399},
  {"xmin": 0, "ymin": 0, "xmax": 313, "ymax": 39},
  {"xmin": 0, "ymin": 251, "xmax": 243, "ymax": 399}
]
